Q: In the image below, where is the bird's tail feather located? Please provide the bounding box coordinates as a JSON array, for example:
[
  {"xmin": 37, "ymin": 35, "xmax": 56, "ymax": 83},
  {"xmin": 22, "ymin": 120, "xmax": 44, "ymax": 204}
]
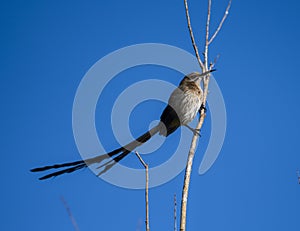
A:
[
  {"xmin": 38, "ymin": 163, "xmax": 87, "ymax": 180},
  {"xmin": 31, "ymin": 125, "xmax": 161, "ymax": 180}
]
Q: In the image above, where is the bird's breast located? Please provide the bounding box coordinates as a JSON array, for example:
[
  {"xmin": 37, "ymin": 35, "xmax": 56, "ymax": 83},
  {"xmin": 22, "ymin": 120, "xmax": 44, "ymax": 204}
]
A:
[{"xmin": 168, "ymin": 87, "xmax": 202, "ymax": 125}]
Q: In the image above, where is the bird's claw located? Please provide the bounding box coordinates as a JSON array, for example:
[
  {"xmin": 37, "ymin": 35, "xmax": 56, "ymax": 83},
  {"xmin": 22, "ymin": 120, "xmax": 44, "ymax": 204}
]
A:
[
  {"xmin": 200, "ymin": 104, "xmax": 207, "ymax": 113},
  {"xmin": 185, "ymin": 125, "xmax": 201, "ymax": 137},
  {"xmin": 193, "ymin": 128, "xmax": 201, "ymax": 137}
]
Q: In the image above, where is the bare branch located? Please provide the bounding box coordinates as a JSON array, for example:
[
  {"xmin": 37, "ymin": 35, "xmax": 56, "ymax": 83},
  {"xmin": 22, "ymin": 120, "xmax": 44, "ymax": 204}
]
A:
[
  {"xmin": 184, "ymin": 0, "xmax": 205, "ymax": 71},
  {"xmin": 297, "ymin": 170, "xmax": 300, "ymax": 184},
  {"xmin": 180, "ymin": 2, "xmax": 210, "ymax": 231},
  {"xmin": 180, "ymin": 1, "xmax": 230, "ymax": 230},
  {"xmin": 204, "ymin": 0, "xmax": 212, "ymax": 68},
  {"xmin": 180, "ymin": 108, "xmax": 206, "ymax": 231},
  {"xmin": 135, "ymin": 151, "xmax": 147, "ymax": 169},
  {"xmin": 60, "ymin": 196, "xmax": 80, "ymax": 231},
  {"xmin": 174, "ymin": 194, "xmax": 177, "ymax": 231},
  {"xmin": 208, "ymin": 0, "xmax": 232, "ymax": 45},
  {"xmin": 135, "ymin": 152, "xmax": 150, "ymax": 231},
  {"xmin": 180, "ymin": 2, "xmax": 213, "ymax": 225}
]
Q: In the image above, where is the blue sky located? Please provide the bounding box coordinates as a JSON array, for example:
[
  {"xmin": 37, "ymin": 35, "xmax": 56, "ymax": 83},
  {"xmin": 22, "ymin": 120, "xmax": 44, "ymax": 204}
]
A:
[{"xmin": 1, "ymin": 0, "xmax": 300, "ymax": 230}]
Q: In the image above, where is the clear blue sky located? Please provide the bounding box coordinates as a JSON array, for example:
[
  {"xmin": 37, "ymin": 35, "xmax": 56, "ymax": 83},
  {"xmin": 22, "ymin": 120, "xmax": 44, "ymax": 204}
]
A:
[{"xmin": 1, "ymin": 0, "xmax": 300, "ymax": 230}]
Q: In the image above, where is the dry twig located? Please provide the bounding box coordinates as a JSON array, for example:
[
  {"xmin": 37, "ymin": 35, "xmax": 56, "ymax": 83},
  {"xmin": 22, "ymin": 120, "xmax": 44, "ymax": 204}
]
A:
[
  {"xmin": 174, "ymin": 194, "xmax": 177, "ymax": 231},
  {"xmin": 135, "ymin": 152, "xmax": 150, "ymax": 231},
  {"xmin": 180, "ymin": 1, "xmax": 231, "ymax": 230},
  {"xmin": 60, "ymin": 196, "xmax": 80, "ymax": 231},
  {"xmin": 184, "ymin": 0, "xmax": 205, "ymax": 70},
  {"xmin": 204, "ymin": 0, "xmax": 212, "ymax": 67},
  {"xmin": 209, "ymin": 0, "xmax": 232, "ymax": 45}
]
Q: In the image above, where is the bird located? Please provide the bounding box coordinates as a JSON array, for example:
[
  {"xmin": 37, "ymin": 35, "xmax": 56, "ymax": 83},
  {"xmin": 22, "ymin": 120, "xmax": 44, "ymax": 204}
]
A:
[{"xmin": 31, "ymin": 70, "xmax": 215, "ymax": 180}]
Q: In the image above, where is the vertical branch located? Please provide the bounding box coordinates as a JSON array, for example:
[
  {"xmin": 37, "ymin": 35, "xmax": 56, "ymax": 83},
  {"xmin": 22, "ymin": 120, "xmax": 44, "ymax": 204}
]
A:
[
  {"xmin": 202, "ymin": 0, "xmax": 213, "ymax": 115},
  {"xmin": 180, "ymin": 1, "xmax": 208, "ymax": 231},
  {"xmin": 180, "ymin": 1, "xmax": 231, "ymax": 231},
  {"xmin": 204, "ymin": 0, "xmax": 212, "ymax": 68},
  {"xmin": 180, "ymin": 110, "xmax": 206, "ymax": 231},
  {"xmin": 145, "ymin": 165, "xmax": 150, "ymax": 231},
  {"xmin": 135, "ymin": 152, "xmax": 150, "ymax": 231},
  {"xmin": 60, "ymin": 196, "xmax": 80, "ymax": 231},
  {"xmin": 174, "ymin": 194, "xmax": 177, "ymax": 231},
  {"xmin": 184, "ymin": 0, "xmax": 205, "ymax": 71},
  {"xmin": 297, "ymin": 170, "xmax": 300, "ymax": 184}
]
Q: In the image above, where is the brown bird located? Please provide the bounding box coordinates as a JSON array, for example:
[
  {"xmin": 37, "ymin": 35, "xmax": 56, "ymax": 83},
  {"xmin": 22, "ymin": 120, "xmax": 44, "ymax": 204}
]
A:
[{"xmin": 31, "ymin": 70, "xmax": 215, "ymax": 180}]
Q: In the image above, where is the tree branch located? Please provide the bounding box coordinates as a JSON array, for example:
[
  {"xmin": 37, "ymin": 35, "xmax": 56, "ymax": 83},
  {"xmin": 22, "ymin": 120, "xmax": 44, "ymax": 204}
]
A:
[
  {"xmin": 60, "ymin": 196, "xmax": 80, "ymax": 231},
  {"xmin": 208, "ymin": 0, "xmax": 232, "ymax": 45},
  {"xmin": 184, "ymin": 0, "xmax": 205, "ymax": 71},
  {"xmin": 180, "ymin": 1, "xmax": 231, "ymax": 231},
  {"xmin": 174, "ymin": 194, "xmax": 177, "ymax": 231},
  {"xmin": 180, "ymin": 108, "xmax": 206, "ymax": 231},
  {"xmin": 135, "ymin": 152, "xmax": 150, "ymax": 231},
  {"xmin": 204, "ymin": 0, "xmax": 211, "ymax": 67}
]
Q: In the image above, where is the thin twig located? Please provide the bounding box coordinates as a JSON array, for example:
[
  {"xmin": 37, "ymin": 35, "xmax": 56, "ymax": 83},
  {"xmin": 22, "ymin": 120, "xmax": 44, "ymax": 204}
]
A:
[
  {"xmin": 184, "ymin": 0, "xmax": 205, "ymax": 71},
  {"xmin": 135, "ymin": 152, "xmax": 150, "ymax": 231},
  {"xmin": 208, "ymin": 0, "xmax": 232, "ymax": 45},
  {"xmin": 204, "ymin": 0, "xmax": 212, "ymax": 67},
  {"xmin": 210, "ymin": 54, "xmax": 220, "ymax": 70},
  {"xmin": 297, "ymin": 170, "xmax": 300, "ymax": 184},
  {"xmin": 135, "ymin": 151, "xmax": 147, "ymax": 169},
  {"xmin": 174, "ymin": 194, "xmax": 177, "ymax": 231},
  {"xmin": 60, "ymin": 196, "xmax": 80, "ymax": 231}
]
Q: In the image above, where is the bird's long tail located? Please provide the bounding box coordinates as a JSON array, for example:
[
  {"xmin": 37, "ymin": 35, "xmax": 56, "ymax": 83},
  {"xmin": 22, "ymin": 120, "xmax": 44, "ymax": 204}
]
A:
[{"xmin": 31, "ymin": 125, "xmax": 161, "ymax": 180}]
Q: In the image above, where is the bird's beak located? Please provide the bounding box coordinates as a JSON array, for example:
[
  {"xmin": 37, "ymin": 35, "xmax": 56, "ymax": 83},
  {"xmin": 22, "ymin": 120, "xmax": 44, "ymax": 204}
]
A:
[{"xmin": 191, "ymin": 69, "xmax": 216, "ymax": 81}]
